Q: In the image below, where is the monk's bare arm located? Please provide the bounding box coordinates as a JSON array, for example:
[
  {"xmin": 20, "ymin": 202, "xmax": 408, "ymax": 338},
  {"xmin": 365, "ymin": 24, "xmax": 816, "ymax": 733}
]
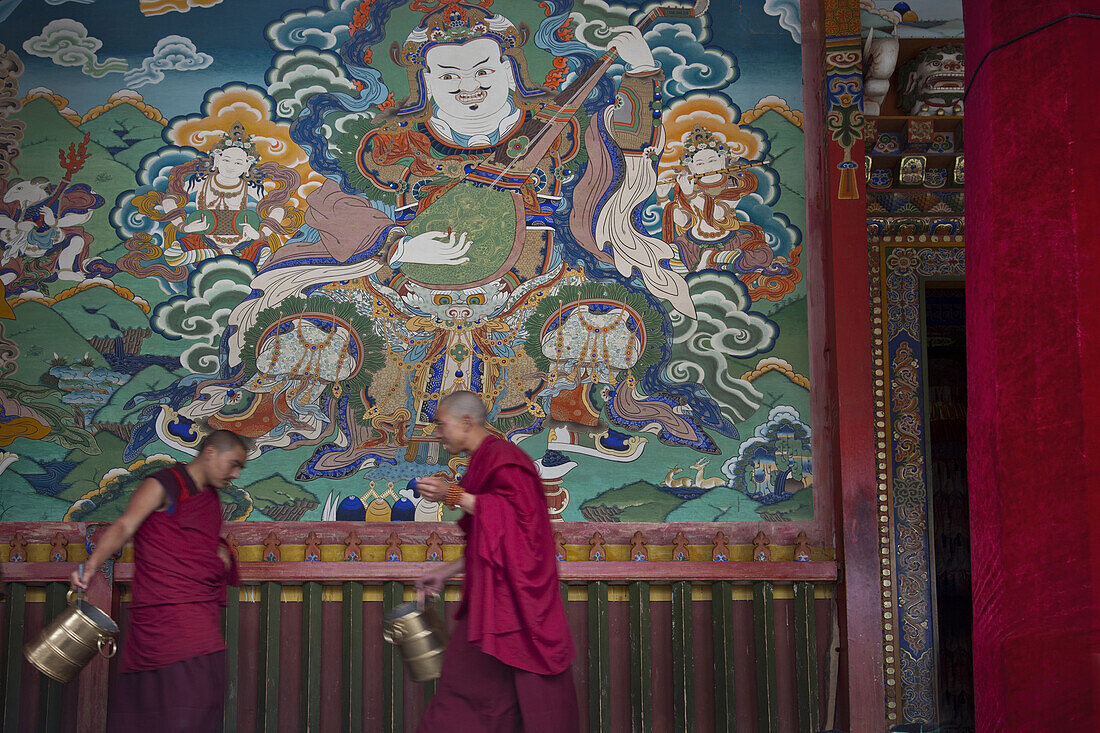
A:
[{"xmin": 70, "ymin": 477, "xmax": 167, "ymax": 589}]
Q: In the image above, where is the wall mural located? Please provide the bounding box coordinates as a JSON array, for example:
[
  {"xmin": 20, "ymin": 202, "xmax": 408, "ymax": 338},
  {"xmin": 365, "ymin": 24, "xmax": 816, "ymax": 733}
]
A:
[{"xmin": 0, "ymin": 0, "xmax": 810, "ymax": 524}]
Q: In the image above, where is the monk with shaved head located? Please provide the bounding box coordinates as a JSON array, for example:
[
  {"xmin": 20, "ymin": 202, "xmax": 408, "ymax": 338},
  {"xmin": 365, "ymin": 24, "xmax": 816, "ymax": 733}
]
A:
[
  {"xmin": 415, "ymin": 391, "xmax": 578, "ymax": 732},
  {"xmin": 72, "ymin": 429, "xmax": 249, "ymax": 732}
]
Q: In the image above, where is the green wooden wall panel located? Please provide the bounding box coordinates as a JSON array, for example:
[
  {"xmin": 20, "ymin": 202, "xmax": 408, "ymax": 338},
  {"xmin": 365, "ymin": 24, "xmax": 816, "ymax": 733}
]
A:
[
  {"xmin": 257, "ymin": 581, "xmax": 281, "ymax": 733},
  {"xmin": 300, "ymin": 581, "xmax": 323, "ymax": 732},
  {"xmin": 793, "ymin": 581, "xmax": 820, "ymax": 733},
  {"xmin": 753, "ymin": 581, "xmax": 778, "ymax": 733},
  {"xmin": 587, "ymin": 580, "xmax": 610, "ymax": 732},
  {"xmin": 628, "ymin": 580, "xmax": 652, "ymax": 733},
  {"xmin": 2, "ymin": 582, "xmax": 26, "ymax": 733},
  {"xmin": 37, "ymin": 582, "xmax": 66, "ymax": 733},
  {"xmin": 341, "ymin": 581, "xmax": 364, "ymax": 731},
  {"xmin": 712, "ymin": 579, "xmax": 736, "ymax": 732},
  {"xmin": 382, "ymin": 581, "xmax": 404, "ymax": 733},
  {"xmin": 671, "ymin": 580, "xmax": 694, "ymax": 733},
  {"xmin": 222, "ymin": 586, "xmax": 239, "ymax": 733}
]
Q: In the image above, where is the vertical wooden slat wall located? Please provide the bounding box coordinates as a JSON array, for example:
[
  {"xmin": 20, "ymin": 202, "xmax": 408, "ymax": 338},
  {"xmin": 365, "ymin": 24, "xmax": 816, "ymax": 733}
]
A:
[
  {"xmin": 586, "ymin": 580, "xmax": 611, "ymax": 732},
  {"xmin": 793, "ymin": 581, "xmax": 820, "ymax": 732},
  {"xmin": 222, "ymin": 586, "xmax": 239, "ymax": 733},
  {"xmin": 628, "ymin": 580, "xmax": 652, "ymax": 733},
  {"xmin": 711, "ymin": 579, "xmax": 736, "ymax": 731},
  {"xmin": 754, "ymin": 580, "xmax": 779, "ymax": 733},
  {"xmin": 38, "ymin": 582, "xmax": 66, "ymax": 733},
  {"xmin": 341, "ymin": 581, "xmax": 364, "ymax": 731},
  {"xmin": 0, "ymin": 544, "xmax": 835, "ymax": 732},
  {"xmin": 300, "ymin": 581, "xmax": 323, "ymax": 731},
  {"xmin": 670, "ymin": 580, "xmax": 694, "ymax": 732},
  {"xmin": 2, "ymin": 582, "xmax": 26, "ymax": 733},
  {"xmin": 256, "ymin": 581, "xmax": 280, "ymax": 732},
  {"xmin": 382, "ymin": 580, "xmax": 404, "ymax": 733}
]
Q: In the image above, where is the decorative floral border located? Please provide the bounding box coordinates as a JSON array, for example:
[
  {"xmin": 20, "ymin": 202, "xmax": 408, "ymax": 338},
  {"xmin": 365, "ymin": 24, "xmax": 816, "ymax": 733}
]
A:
[{"xmin": 870, "ymin": 236, "xmax": 965, "ymax": 725}]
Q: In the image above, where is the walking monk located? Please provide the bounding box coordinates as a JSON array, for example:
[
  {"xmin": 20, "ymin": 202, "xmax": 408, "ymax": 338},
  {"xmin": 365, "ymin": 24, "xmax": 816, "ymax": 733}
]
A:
[
  {"xmin": 71, "ymin": 429, "xmax": 248, "ymax": 732},
  {"xmin": 415, "ymin": 391, "xmax": 579, "ymax": 732}
]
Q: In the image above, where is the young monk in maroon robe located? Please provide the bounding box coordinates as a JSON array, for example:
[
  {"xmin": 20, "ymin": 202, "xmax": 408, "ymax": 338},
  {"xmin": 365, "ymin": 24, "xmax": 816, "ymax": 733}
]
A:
[
  {"xmin": 416, "ymin": 391, "xmax": 579, "ymax": 733},
  {"xmin": 72, "ymin": 429, "xmax": 248, "ymax": 733}
]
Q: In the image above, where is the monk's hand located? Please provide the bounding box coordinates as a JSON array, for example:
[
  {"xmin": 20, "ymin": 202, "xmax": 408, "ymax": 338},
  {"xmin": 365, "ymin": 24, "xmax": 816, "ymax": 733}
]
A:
[
  {"xmin": 70, "ymin": 564, "xmax": 93, "ymax": 591},
  {"xmin": 416, "ymin": 476, "xmax": 450, "ymax": 503},
  {"xmin": 217, "ymin": 544, "xmax": 232, "ymax": 571},
  {"xmin": 416, "ymin": 567, "xmax": 447, "ymax": 600}
]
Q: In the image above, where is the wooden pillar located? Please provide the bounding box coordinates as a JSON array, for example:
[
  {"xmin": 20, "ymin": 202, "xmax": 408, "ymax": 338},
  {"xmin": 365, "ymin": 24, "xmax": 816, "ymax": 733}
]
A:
[
  {"xmin": 964, "ymin": 2, "xmax": 1100, "ymax": 729},
  {"xmin": 806, "ymin": 0, "xmax": 884, "ymax": 730}
]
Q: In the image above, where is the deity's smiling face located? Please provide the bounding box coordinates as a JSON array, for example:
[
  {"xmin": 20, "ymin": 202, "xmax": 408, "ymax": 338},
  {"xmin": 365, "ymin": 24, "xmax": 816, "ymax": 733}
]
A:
[
  {"xmin": 212, "ymin": 147, "xmax": 255, "ymax": 180},
  {"xmin": 423, "ymin": 37, "xmax": 515, "ymax": 125},
  {"xmin": 687, "ymin": 148, "xmax": 727, "ymax": 176}
]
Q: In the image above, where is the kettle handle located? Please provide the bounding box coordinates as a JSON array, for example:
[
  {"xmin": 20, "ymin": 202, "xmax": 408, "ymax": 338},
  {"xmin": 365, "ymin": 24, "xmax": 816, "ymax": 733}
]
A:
[
  {"xmin": 67, "ymin": 563, "xmax": 85, "ymax": 606},
  {"xmin": 98, "ymin": 636, "xmax": 117, "ymax": 658}
]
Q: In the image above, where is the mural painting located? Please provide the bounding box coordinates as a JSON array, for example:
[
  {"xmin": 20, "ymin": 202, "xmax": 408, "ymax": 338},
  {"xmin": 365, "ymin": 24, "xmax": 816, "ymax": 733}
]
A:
[{"xmin": 0, "ymin": 0, "xmax": 810, "ymax": 524}]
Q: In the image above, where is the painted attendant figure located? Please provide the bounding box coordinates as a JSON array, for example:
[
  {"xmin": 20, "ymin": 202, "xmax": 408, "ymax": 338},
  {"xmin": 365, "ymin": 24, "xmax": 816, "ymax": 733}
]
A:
[
  {"xmin": 415, "ymin": 391, "xmax": 579, "ymax": 732},
  {"xmin": 71, "ymin": 429, "xmax": 249, "ymax": 732}
]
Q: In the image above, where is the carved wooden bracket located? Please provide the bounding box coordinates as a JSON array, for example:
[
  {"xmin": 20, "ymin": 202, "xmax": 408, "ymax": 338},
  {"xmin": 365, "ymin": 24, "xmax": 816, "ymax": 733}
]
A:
[
  {"xmin": 588, "ymin": 531, "xmax": 606, "ymax": 561},
  {"xmin": 672, "ymin": 531, "xmax": 690, "ymax": 561},
  {"xmin": 630, "ymin": 531, "xmax": 648, "ymax": 561},
  {"xmin": 344, "ymin": 530, "xmax": 362, "ymax": 561},
  {"xmin": 304, "ymin": 532, "xmax": 322, "ymax": 561},
  {"xmin": 262, "ymin": 531, "xmax": 281, "ymax": 562},
  {"xmin": 384, "ymin": 531, "xmax": 402, "ymax": 561},
  {"xmin": 712, "ymin": 531, "xmax": 731, "ymax": 562},
  {"xmin": 752, "ymin": 530, "xmax": 771, "ymax": 561}
]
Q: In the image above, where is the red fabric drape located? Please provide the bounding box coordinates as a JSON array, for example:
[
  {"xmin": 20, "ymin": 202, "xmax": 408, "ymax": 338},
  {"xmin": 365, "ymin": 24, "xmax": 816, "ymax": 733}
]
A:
[{"xmin": 964, "ymin": 2, "xmax": 1100, "ymax": 730}]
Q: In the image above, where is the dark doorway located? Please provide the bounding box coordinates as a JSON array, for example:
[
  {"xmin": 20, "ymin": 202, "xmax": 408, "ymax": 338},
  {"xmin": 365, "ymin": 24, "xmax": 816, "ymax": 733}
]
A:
[{"xmin": 923, "ymin": 283, "xmax": 973, "ymax": 731}]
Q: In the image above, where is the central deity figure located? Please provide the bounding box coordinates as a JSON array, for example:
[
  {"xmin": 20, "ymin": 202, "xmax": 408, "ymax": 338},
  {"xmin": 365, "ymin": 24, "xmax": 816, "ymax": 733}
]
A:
[{"xmin": 173, "ymin": 2, "xmax": 708, "ymax": 479}]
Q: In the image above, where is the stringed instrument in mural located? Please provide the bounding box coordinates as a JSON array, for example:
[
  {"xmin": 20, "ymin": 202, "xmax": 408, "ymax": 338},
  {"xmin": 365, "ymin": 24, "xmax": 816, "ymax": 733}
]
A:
[{"xmin": 398, "ymin": 0, "xmax": 710, "ymax": 290}]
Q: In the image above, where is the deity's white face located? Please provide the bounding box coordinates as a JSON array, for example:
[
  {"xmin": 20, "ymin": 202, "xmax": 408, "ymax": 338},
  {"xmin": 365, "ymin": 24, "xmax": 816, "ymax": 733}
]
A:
[
  {"xmin": 687, "ymin": 148, "xmax": 726, "ymax": 176},
  {"xmin": 423, "ymin": 37, "xmax": 514, "ymax": 127},
  {"xmin": 212, "ymin": 147, "xmax": 255, "ymax": 180}
]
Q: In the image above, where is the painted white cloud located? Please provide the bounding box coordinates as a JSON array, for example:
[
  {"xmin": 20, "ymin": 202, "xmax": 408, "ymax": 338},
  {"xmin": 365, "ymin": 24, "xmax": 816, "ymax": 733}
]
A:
[
  {"xmin": 267, "ymin": 49, "xmax": 358, "ymax": 120},
  {"xmin": 23, "ymin": 19, "xmax": 127, "ymax": 78},
  {"xmin": 764, "ymin": 0, "xmax": 801, "ymax": 44},
  {"xmin": 266, "ymin": 0, "xmax": 359, "ymax": 52},
  {"xmin": 123, "ymin": 35, "xmax": 212, "ymax": 89},
  {"xmin": 151, "ymin": 259, "xmax": 256, "ymax": 374}
]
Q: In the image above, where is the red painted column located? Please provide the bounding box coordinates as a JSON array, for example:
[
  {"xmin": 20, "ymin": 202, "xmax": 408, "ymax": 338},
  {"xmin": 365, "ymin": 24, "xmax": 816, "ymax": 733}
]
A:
[
  {"xmin": 805, "ymin": 1, "xmax": 884, "ymax": 729},
  {"xmin": 965, "ymin": 2, "xmax": 1100, "ymax": 730}
]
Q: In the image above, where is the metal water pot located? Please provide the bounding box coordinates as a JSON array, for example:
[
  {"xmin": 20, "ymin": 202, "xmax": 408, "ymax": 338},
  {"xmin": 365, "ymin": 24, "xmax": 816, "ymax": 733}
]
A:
[
  {"xmin": 24, "ymin": 588, "xmax": 118, "ymax": 683},
  {"xmin": 382, "ymin": 600, "xmax": 449, "ymax": 682}
]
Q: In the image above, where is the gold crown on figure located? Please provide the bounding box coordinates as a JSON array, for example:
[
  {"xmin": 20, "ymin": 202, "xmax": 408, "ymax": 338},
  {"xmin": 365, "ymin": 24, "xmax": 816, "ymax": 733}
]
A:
[
  {"xmin": 396, "ymin": 4, "xmax": 523, "ymax": 66},
  {"xmin": 679, "ymin": 125, "xmax": 727, "ymax": 163},
  {"xmin": 211, "ymin": 122, "xmax": 257, "ymax": 156}
]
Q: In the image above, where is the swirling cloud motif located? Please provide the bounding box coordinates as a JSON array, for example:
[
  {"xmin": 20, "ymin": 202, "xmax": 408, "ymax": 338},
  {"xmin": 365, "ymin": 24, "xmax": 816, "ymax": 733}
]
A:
[
  {"xmin": 663, "ymin": 273, "xmax": 776, "ymax": 423},
  {"xmin": 166, "ymin": 84, "xmax": 323, "ymax": 202},
  {"xmin": 267, "ymin": 49, "xmax": 359, "ymax": 121},
  {"xmin": 139, "ymin": 0, "xmax": 223, "ymax": 15},
  {"xmin": 735, "ymin": 194, "xmax": 801, "ymax": 260},
  {"xmin": 123, "ymin": 35, "xmax": 212, "ymax": 89},
  {"xmin": 151, "ymin": 259, "xmax": 256, "ymax": 374},
  {"xmin": 266, "ymin": 0, "xmax": 360, "ymax": 52},
  {"xmin": 763, "ymin": 0, "xmax": 801, "ymax": 44},
  {"xmin": 647, "ymin": 23, "xmax": 736, "ymax": 97},
  {"xmin": 569, "ymin": 13, "xmax": 734, "ymax": 97},
  {"xmin": 22, "ymin": 19, "xmax": 127, "ymax": 79}
]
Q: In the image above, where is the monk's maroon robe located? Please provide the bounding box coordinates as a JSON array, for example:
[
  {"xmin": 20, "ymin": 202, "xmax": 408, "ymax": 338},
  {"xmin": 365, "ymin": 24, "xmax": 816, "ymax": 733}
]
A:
[
  {"xmin": 109, "ymin": 463, "xmax": 238, "ymax": 732},
  {"xmin": 418, "ymin": 435, "xmax": 578, "ymax": 731}
]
